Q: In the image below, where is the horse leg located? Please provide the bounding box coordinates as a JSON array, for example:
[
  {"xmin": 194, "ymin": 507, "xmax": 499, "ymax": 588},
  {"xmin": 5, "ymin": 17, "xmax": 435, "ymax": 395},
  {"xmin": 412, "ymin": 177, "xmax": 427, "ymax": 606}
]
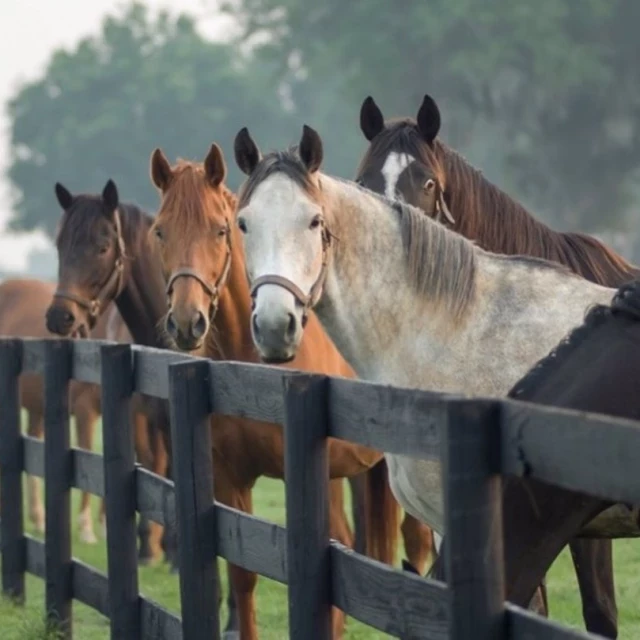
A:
[
  {"xmin": 216, "ymin": 476, "xmax": 258, "ymax": 640},
  {"xmin": 401, "ymin": 514, "xmax": 434, "ymax": 575},
  {"xmin": 26, "ymin": 411, "xmax": 45, "ymax": 534},
  {"xmin": 569, "ymin": 539, "xmax": 617, "ymax": 638},
  {"xmin": 347, "ymin": 475, "xmax": 367, "ymax": 554},
  {"xmin": 329, "ymin": 479, "xmax": 352, "ymax": 639},
  {"xmin": 145, "ymin": 412, "xmax": 167, "ymax": 565},
  {"xmin": 74, "ymin": 396, "xmax": 99, "ymax": 544}
]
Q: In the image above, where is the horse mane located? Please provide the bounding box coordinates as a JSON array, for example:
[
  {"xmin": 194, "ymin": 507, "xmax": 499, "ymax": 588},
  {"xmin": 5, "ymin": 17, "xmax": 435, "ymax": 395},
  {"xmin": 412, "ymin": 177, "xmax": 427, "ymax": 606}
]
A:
[
  {"xmin": 393, "ymin": 199, "xmax": 477, "ymax": 321},
  {"xmin": 509, "ymin": 280, "xmax": 640, "ymax": 399},
  {"xmin": 155, "ymin": 160, "xmax": 237, "ymax": 235},
  {"xmin": 359, "ymin": 119, "xmax": 640, "ymax": 287}
]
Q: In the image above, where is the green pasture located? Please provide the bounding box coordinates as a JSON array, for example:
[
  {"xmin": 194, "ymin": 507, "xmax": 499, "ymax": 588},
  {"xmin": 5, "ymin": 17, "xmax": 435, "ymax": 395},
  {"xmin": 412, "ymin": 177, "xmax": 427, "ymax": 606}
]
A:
[{"xmin": 1, "ymin": 417, "xmax": 639, "ymax": 639}]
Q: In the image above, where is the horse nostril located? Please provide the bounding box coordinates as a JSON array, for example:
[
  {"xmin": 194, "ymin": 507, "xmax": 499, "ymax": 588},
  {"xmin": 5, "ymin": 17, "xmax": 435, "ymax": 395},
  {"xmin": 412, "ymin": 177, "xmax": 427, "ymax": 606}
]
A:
[
  {"xmin": 286, "ymin": 313, "xmax": 297, "ymax": 339},
  {"xmin": 191, "ymin": 311, "xmax": 207, "ymax": 339},
  {"xmin": 166, "ymin": 312, "xmax": 178, "ymax": 338},
  {"xmin": 251, "ymin": 313, "xmax": 260, "ymax": 338}
]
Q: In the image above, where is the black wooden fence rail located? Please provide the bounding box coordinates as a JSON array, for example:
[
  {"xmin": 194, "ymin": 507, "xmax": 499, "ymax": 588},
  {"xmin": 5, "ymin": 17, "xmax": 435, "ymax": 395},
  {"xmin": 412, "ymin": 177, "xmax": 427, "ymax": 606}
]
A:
[{"xmin": 0, "ymin": 337, "xmax": 639, "ymax": 640}]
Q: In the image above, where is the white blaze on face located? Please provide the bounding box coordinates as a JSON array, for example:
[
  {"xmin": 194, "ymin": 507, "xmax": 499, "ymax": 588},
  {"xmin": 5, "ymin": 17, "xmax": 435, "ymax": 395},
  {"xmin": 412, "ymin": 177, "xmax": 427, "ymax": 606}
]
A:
[{"xmin": 381, "ymin": 151, "xmax": 415, "ymax": 199}]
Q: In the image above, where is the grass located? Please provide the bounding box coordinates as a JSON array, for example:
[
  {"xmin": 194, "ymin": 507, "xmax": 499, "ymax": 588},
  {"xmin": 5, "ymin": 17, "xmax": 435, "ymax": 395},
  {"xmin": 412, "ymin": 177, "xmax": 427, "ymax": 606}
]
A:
[{"xmin": 2, "ymin": 415, "xmax": 640, "ymax": 638}]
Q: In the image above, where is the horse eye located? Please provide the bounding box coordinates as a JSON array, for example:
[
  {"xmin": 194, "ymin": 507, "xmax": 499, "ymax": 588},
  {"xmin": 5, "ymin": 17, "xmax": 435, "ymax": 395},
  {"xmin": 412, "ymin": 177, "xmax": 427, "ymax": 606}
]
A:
[
  {"xmin": 310, "ymin": 215, "xmax": 322, "ymax": 230},
  {"xmin": 237, "ymin": 218, "xmax": 247, "ymax": 233},
  {"xmin": 424, "ymin": 179, "xmax": 436, "ymax": 192},
  {"xmin": 154, "ymin": 227, "xmax": 163, "ymax": 240},
  {"xmin": 98, "ymin": 245, "xmax": 109, "ymax": 255},
  {"xmin": 217, "ymin": 227, "xmax": 227, "ymax": 237}
]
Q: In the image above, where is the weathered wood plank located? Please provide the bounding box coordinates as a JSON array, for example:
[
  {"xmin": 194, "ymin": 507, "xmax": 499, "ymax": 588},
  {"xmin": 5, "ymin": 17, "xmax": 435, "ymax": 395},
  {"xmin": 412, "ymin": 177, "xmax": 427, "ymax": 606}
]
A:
[
  {"xmin": 23, "ymin": 435, "xmax": 43, "ymax": 478},
  {"xmin": 506, "ymin": 603, "xmax": 597, "ymax": 640},
  {"xmin": 136, "ymin": 466, "xmax": 176, "ymax": 529},
  {"xmin": 21, "ymin": 338, "xmax": 45, "ymax": 374},
  {"xmin": 44, "ymin": 339, "xmax": 73, "ymax": 638},
  {"xmin": 329, "ymin": 377, "xmax": 446, "ymax": 459},
  {"xmin": 216, "ymin": 506, "xmax": 287, "ymax": 583},
  {"xmin": 501, "ymin": 400, "xmax": 640, "ymax": 505},
  {"xmin": 0, "ymin": 339, "xmax": 25, "ymax": 601},
  {"xmin": 169, "ymin": 360, "xmax": 219, "ymax": 640},
  {"xmin": 101, "ymin": 344, "xmax": 140, "ymax": 639},
  {"xmin": 140, "ymin": 596, "xmax": 183, "ymax": 640},
  {"xmin": 330, "ymin": 543, "xmax": 448, "ymax": 638},
  {"xmin": 133, "ymin": 346, "xmax": 193, "ymax": 398},
  {"xmin": 443, "ymin": 399, "xmax": 505, "ymax": 640},
  {"xmin": 283, "ymin": 373, "xmax": 332, "ymax": 640},
  {"xmin": 71, "ymin": 340, "xmax": 105, "ymax": 384},
  {"xmin": 73, "ymin": 449, "xmax": 104, "ymax": 498},
  {"xmin": 72, "ymin": 560, "xmax": 110, "ymax": 619},
  {"xmin": 25, "ymin": 535, "xmax": 45, "ymax": 578}
]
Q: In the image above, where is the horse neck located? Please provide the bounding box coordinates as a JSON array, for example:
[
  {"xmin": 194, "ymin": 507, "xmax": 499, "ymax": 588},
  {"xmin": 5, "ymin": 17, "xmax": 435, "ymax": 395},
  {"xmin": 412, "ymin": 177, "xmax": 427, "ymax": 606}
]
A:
[
  {"xmin": 318, "ymin": 176, "xmax": 457, "ymax": 379},
  {"xmin": 206, "ymin": 223, "xmax": 257, "ymax": 362},
  {"xmin": 437, "ymin": 145, "xmax": 543, "ymax": 251},
  {"xmin": 114, "ymin": 212, "xmax": 168, "ymax": 348}
]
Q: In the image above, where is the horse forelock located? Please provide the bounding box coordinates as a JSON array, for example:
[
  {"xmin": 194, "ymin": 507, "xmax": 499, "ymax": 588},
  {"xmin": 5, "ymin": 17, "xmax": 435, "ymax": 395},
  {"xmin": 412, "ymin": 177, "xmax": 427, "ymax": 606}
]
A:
[{"xmin": 154, "ymin": 160, "xmax": 237, "ymax": 239}]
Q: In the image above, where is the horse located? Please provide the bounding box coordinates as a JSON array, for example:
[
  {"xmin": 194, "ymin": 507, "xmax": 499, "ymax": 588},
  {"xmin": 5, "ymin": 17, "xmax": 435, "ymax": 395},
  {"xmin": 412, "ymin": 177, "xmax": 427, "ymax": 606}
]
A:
[
  {"xmin": 0, "ymin": 277, "xmax": 160, "ymax": 561},
  {"xmin": 354, "ymin": 93, "xmax": 640, "ymax": 638},
  {"xmin": 147, "ymin": 143, "xmax": 404, "ymax": 640},
  {"xmin": 429, "ymin": 279, "xmax": 640, "ymax": 629},
  {"xmin": 231, "ymin": 124, "xmax": 626, "ymax": 625},
  {"xmin": 44, "ymin": 181, "xmax": 175, "ymax": 570},
  {"xmin": 0, "ymin": 277, "xmax": 113, "ymax": 544}
]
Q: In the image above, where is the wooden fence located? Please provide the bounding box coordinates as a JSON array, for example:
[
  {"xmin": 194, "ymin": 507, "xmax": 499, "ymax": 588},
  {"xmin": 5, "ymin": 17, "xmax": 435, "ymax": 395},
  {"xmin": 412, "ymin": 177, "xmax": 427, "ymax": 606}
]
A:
[{"xmin": 0, "ymin": 337, "xmax": 639, "ymax": 639}]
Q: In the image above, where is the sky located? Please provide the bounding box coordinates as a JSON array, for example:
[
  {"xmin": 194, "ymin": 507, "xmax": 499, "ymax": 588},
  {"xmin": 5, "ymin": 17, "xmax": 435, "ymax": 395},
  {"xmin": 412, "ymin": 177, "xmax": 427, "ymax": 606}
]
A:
[{"xmin": 0, "ymin": 0, "xmax": 234, "ymax": 271}]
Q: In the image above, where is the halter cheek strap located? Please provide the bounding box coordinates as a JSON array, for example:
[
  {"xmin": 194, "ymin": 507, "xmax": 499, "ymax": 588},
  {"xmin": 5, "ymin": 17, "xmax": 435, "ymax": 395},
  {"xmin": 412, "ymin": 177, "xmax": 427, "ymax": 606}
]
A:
[
  {"xmin": 249, "ymin": 222, "xmax": 332, "ymax": 326},
  {"xmin": 164, "ymin": 221, "xmax": 233, "ymax": 321},
  {"xmin": 433, "ymin": 184, "xmax": 455, "ymax": 226},
  {"xmin": 53, "ymin": 208, "xmax": 127, "ymax": 321}
]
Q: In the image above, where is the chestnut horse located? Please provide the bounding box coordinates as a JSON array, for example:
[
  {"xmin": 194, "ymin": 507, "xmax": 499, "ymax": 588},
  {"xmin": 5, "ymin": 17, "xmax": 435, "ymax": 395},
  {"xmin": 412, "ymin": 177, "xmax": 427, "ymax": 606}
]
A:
[
  {"xmin": 147, "ymin": 144, "xmax": 406, "ymax": 640},
  {"xmin": 0, "ymin": 277, "xmax": 112, "ymax": 543},
  {"xmin": 355, "ymin": 93, "xmax": 640, "ymax": 638}
]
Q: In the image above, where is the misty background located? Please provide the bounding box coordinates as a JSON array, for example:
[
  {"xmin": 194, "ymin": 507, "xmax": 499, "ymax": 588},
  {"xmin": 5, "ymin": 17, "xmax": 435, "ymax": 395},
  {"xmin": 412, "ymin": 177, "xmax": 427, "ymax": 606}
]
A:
[{"xmin": 3, "ymin": 0, "xmax": 640, "ymax": 282}]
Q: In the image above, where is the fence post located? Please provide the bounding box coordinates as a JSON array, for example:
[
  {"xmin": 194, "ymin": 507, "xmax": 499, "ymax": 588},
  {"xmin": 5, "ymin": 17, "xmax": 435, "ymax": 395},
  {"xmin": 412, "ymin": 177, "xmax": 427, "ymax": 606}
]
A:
[
  {"xmin": 0, "ymin": 338, "xmax": 24, "ymax": 602},
  {"xmin": 169, "ymin": 360, "xmax": 219, "ymax": 640},
  {"xmin": 283, "ymin": 373, "xmax": 331, "ymax": 640},
  {"xmin": 44, "ymin": 339, "xmax": 73, "ymax": 638},
  {"xmin": 443, "ymin": 399, "xmax": 505, "ymax": 640},
  {"xmin": 101, "ymin": 344, "xmax": 140, "ymax": 638}
]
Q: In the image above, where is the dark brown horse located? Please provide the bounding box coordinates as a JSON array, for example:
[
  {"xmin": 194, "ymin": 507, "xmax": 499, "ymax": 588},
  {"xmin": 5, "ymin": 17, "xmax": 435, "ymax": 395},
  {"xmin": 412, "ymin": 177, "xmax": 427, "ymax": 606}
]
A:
[
  {"xmin": 44, "ymin": 181, "xmax": 175, "ymax": 570},
  {"xmin": 355, "ymin": 94, "xmax": 640, "ymax": 638},
  {"xmin": 430, "ymin": 279, "xmax": 640, "ymax": 635}
]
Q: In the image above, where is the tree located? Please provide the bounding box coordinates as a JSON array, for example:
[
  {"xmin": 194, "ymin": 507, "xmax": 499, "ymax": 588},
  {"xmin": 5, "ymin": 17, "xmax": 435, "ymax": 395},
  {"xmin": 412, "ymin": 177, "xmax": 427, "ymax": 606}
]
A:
[
  {"xmin": 6, "ymin": 3, "xmax": 293, "ymax": 237},
  {"xmin": 221, "ymin": 0, "xmax": 640, "ymax": 232}
]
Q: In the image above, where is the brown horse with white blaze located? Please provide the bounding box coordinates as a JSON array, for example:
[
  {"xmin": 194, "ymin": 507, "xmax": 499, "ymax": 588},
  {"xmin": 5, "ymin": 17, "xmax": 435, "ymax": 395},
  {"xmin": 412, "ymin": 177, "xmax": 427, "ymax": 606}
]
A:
[
  {"xmin": 354, "ymin": 93, "xmax": 640, "ymax": 639},
  {"xmin": 148, "ymin": 143, "xmax": 402, "ymax": 640}
]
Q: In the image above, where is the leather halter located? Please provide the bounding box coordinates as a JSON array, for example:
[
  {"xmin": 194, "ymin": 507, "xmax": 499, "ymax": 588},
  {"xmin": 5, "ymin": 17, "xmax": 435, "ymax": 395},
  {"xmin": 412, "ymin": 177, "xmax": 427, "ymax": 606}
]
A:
[
  {"xmin": 431, "ymin": 181, "xmax": 455, "ymax": 226},
  {"xmin": 249, "ymin": 220, "xmax": 332, "ymax": 326},
  {"xmin": 164, "ymin": 220, "xmax": 233, "ymax": 321},
  {"xmin": 53, "ymin": 208, "xmax": 127, "ymax": 321}
]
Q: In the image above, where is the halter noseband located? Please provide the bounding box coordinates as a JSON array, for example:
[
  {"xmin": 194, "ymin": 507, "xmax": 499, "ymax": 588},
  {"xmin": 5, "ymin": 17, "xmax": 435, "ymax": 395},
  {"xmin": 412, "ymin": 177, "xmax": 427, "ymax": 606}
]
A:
[
  {"xmin": 249, "ymin": 220, "xmax": 332, "ymax": 326},
  {"xmin": 164, "ymin": 220, "xmax": 233, "ymax": 321},
  {"xmin": 53, "ymin": 208, "xmax": 127, "ymax": 321}
]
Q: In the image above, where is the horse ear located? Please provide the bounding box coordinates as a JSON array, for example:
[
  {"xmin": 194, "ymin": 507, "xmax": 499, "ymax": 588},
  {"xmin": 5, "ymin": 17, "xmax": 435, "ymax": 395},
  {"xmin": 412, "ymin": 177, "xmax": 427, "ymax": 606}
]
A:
[
  {"xmin": 234, "ymin": 127, "xmax": 262, "ymax": 176},
  {"xmin": 102, "ymin": 179, "xmax": 119, "ymax": 210},
  {"xmin": 416, "ymin": 94, "xmax": 441, "ymax": 145},
  {"xmin": 360, "ymin": 96, "xmax": 385, "ymax": 141},
  {"xmin": 150, "ymin": 148, "xmax": 173, "ymax": 191},
  {"xmin": 204, "ymin": 143, "xmax": 227, "ymax": 187},
  {"xmin": 54, "ymin": 182, "xmax": 74, "ymax": 210},
  {"xmin": 299, "ymin": 124, "xmax": 323, "ymax": 173}
]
